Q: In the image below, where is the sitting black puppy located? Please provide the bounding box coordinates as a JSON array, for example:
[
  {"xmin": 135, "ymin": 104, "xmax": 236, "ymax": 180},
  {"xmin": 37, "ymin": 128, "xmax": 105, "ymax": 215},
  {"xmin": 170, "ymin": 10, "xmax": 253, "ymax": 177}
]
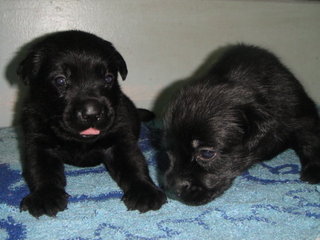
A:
[
  {"xmin": 163, "ymin": 44, "xmax": 320, "ymax": 205},
  {"xmin": 17, "ymin": 30, "xmax": 166, "ymax": 217}
]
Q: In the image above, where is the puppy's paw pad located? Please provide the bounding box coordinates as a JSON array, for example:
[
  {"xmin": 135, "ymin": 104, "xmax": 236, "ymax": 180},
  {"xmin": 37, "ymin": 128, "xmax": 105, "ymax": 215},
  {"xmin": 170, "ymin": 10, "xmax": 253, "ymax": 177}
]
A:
[
  {"xmin": 123, "ymin": 184, "xmax": 167, "ymax": 213},
  {"xmin": 301, "ymin": 164, "xmax": 320, "ymax": 184},
  {"xmin": 20, "ymin": 188, "xmax": 69, "ymax": 218}
]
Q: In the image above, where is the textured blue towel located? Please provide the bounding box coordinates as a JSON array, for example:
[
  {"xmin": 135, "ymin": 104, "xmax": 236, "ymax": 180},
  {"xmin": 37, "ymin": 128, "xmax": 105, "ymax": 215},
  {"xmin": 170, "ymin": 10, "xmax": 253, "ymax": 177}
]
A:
[{"xmin": 0, "ymin": 124, "xmax": 319, "ymax": 240}]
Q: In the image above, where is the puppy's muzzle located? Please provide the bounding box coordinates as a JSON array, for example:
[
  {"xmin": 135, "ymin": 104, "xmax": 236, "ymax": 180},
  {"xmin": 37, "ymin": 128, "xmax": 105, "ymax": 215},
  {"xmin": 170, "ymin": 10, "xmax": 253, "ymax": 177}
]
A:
[
  {"xmin": 172, "ymin": 178, "xmax": 191, "ymax": 197},
  {"xmin": 165, "ymin": 174, "xmax": 191, "ymax": 197},
  {"xmin": 77, "ymin": 99, "xmax": 105, "ymax": 124},
  {"xmin": 165, "ymin": 173, "xmax": 213, "ymax": 205}
]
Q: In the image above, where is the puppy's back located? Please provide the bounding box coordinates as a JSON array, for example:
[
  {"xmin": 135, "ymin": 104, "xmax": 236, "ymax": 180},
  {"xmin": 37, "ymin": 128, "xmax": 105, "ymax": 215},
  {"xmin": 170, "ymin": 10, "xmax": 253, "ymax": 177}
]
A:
[
  {"xmin": 165, "ymin": 44, "xmax": 318, "ymax": 136},
  {"xmin": 205, "ymin": 44, "xmax": 317, "ymax": 117}
]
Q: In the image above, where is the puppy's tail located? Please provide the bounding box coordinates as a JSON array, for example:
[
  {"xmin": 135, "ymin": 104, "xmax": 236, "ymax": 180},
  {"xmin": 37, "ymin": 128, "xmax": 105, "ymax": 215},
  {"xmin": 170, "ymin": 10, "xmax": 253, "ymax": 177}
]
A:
[{"xmin": 138, "ymin": 108, "xmax": 156, "ymax": 122}]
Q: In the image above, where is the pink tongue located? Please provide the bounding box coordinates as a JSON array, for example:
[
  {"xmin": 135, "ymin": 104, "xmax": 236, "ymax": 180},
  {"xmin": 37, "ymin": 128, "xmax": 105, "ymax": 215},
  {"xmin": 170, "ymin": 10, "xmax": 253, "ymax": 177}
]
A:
[{"xmin": 80, "ymin": 128, "xmax": 101, "ymax": 135}]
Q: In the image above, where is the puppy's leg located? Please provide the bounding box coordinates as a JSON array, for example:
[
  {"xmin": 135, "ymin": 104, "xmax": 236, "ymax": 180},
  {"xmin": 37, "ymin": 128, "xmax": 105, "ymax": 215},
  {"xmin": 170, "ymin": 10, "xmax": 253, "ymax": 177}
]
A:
[
  {"xmin": 104, "ymin": 142, "xmax": 167, "ymax": 212},
  {"xmin": 293, "ymin": 127, "xmax": 320, "ymax": 184},
  {"xmin": 20, "ymin": 139, "xmax": 68, "ymax": 217}
]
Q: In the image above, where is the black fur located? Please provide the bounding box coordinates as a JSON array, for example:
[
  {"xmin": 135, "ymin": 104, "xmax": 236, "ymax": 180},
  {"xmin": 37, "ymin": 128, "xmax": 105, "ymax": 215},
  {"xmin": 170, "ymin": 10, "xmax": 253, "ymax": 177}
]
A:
[
  {"xmin": 17, "ymin": 30, "xmax": 166, "ymax": 217},
  {"xmin": 163, "ymin": 44, "xmax": 320, "ymax": 205}
]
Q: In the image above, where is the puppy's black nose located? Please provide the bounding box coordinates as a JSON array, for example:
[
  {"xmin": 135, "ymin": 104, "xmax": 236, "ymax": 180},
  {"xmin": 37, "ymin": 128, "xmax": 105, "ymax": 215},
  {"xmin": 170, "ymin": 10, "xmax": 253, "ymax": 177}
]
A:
[
  {"xmin": 174, "ymin": 179, "xmax": 191, "ymax": 197},
  {"xmin": 78, "ymin": 100, "xmax": 104, "ymax": 123}
]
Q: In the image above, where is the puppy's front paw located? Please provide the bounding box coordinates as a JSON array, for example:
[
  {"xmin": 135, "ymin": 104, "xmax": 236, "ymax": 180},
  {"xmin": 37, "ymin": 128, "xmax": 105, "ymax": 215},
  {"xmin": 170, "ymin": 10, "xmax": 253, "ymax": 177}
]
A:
[
  {"xmin": 122, "ymin": 183, "xmax": 167, "ymax": 213},
  {"xmin": 301, "ymin": 164, "xmax": 320, "ymax": 184},
  {"xmin": 20, "ymin": 188, "xmax": 69, "ymax": 218}
]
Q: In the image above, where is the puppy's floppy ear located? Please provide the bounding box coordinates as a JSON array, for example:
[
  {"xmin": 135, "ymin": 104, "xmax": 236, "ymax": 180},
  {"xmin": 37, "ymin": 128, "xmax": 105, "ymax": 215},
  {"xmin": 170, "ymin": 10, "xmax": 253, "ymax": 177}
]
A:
[
  {"xmin": 17, "ymin": 48, "xmax": 43, "ymax": 85},
  {"xmin": 240, "ymin": 105, "xmax": 263, "ymax": 133},
  {"xmin": 113, "ymin": 51, "xmax": 128, "ymax": 80},
  {"xmin": 239, "ymin": 104, "xmax": 271, "ymax": 149}
]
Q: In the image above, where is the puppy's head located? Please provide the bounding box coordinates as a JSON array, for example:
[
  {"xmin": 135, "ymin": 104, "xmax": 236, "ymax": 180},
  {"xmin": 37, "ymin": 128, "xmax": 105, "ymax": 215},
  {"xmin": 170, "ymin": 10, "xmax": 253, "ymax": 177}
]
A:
[
  {"xmin": 17, "ymin": 30, "xmax": 128, "ymax": 141},
  {"xmin": 163, "ymin": 83, "xmax": 261, "ymax": 205}
]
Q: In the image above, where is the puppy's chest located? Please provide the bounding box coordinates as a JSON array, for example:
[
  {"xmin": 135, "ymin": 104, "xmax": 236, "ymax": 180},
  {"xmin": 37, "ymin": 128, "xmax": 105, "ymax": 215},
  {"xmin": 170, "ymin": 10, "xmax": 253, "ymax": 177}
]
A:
[{"xmin": 61, "ymin": 141, "xmax": 112, "ymax": 167}]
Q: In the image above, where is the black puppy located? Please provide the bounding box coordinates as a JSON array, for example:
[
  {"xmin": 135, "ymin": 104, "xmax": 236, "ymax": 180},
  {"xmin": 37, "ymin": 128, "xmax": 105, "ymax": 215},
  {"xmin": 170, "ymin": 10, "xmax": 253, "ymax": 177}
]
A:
[
  {"xmin": 164, "ymin": 44, "xmax": 320, "ymax": 205},
  {"xmin": 17, "ymin": 30, "xmax": 166, "ymax": 217}
]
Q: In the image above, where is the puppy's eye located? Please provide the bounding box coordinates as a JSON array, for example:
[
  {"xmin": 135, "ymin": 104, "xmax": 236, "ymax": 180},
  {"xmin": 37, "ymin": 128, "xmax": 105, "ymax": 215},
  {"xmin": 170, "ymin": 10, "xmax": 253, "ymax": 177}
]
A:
[
  {"xmin": 54, "ymin": 76, "xmax": 67, "ymax": 87},
  {"xmin": 197, "ymin": 148, "xmax": 216, "ymax": 160},
  {"xmin": 104, "ymin": 74, "xmax": 114, "ymax": 85}
]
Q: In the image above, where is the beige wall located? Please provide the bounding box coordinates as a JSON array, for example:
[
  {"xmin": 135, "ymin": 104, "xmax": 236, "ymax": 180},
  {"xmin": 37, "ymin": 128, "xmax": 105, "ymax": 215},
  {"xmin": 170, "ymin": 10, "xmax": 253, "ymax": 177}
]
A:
[{"xmin": 0, "ymin": 0, "xmax": 320, "ymax": 127}]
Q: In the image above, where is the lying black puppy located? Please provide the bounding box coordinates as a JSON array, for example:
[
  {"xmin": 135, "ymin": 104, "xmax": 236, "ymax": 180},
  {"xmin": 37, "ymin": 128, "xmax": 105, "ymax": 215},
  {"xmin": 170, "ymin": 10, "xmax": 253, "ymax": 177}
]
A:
[
  {"xmin": 17, "ymin": 30, "xmax": 166, "ymax": 217},
  {"xmin": 164, "ymin": 44, "xmax": 320, "ymax": 205}
]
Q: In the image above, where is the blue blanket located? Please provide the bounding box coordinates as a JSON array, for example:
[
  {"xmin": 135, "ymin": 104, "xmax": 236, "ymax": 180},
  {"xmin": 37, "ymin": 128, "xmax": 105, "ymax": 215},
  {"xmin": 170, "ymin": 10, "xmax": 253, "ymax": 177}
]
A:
[{"xmin": 0, "ymin": 125, "xmax": 319, "ymax": 240}]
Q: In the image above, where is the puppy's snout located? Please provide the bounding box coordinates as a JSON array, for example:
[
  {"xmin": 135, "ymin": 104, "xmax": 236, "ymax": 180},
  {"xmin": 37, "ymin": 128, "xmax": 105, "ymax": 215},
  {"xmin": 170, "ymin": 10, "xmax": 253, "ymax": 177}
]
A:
[
  {"xmin": 77, "ymin": 99, "xmax": 105, "ymax": 123},
  {"xmin": 173, "ymin": 179, "xmax": 191, "ymax": 196}
]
